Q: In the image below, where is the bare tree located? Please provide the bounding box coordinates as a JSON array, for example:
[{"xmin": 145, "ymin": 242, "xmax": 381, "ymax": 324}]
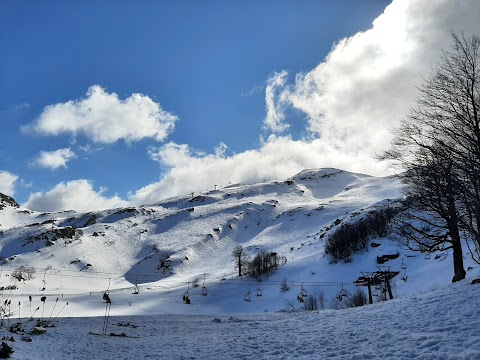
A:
[
  {"xmin": 412, "ymin": 33, "xmax": 480, "ymax": 262},
  {"xmin": 232, "ymin": 245, "xmax": 247, "ymax": 277},
  {"xmin": 385, "ymin": 32, "xmax": 480, "ymax": 282}
]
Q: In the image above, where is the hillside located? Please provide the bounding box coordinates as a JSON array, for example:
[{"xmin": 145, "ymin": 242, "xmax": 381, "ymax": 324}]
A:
[{"xmin": 0, "ymin": 168, "xmax": 478, "ymax": 319}]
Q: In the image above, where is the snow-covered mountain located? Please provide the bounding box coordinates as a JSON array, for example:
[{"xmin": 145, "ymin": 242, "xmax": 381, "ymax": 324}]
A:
[
  {"xmin": 0, "ymin": 168, "xmax": 478, "ymax": 318},
  {"xmin": 1, "ymin": 168, "xmax": 480, "ymax": 359}
]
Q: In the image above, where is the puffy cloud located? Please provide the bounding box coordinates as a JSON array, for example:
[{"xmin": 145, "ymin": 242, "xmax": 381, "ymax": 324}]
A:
[
  {"xmin": 0, "ymin": 171, "xmax": 18, "ymax": 197},
  {"xmin": 265, "ymin": 0, "xmax": 480, "ymax": 154},
  {"xmin": 24, "ymin": 85, "xmax": 178, "ymax": 143},
  {"xmin": 24, "ymin": 180, "xmax": 127, "ymax": 212},
  {"xmin": 32, "ymin": 148, "xmax": 77, "ymax": 170},
  {"xmin": 129, "ymin": 136, "xmax": 389, "ymax": 206}
]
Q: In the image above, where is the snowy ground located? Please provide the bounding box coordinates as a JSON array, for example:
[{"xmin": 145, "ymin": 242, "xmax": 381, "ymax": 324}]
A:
[{"xmin": 1, "ymin": 280, "xmax": 479, "ymax": 359}]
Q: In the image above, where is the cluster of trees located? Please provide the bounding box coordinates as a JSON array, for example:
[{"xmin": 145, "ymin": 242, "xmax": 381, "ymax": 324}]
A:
[
  {"xmin": 232, "ymin": 246, "xmax": 285, "ymax": 279},
  {"xmin": 324, "ymin": 206, "xmax": 399, "ymax": 263},
  {"xmin": 384, "ymin": 33, "xmax": 480, "ymax": 282},
  {"xmin": 12, "ymin": 266, "xmax": 36, "ymax": 282}
]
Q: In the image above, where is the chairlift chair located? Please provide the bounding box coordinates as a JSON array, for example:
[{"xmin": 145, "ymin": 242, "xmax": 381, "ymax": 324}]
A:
[
  {"xmin": 256, "ymin": 283, "xmax": 262, "ymax": 297},
  {"xmin": 201, "ymin": 277, "xmax": 208, "ymax": 296},
  {"xmin": 183, "ymin": 283, "xmax": 190, "ymax": 303},
  {"xmin": 297, "ymin": 284, "xmax": 307, "ymax": 302},
  {"xmin": 372, "ymin": 284, "xmax": 384, "ymax": 299},
  {"xmin": 338, "ymin": 284, "xmax": 348, "ymax": 298},
  {"xmin": 244, "ymin": 284, "xmax": 252, "ymax": 302},
  {"xmin": 132, "ymin": 275, "xmax": 140, "ymax": 294},
  {"xmin": 301, "ymin": 283, "xmax": 307, "ymax": 297},
  {"xmin": 401, "ymin": 259, "xmax": 407, "ymax": 270}
]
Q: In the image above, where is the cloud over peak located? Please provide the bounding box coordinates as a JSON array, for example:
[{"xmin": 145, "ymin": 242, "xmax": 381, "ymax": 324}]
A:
[
  {"xmin": 25, "ymin": 85, "xmax": 178, "ymax": 144},
  {"xmin": 130, "ymin": 136, "xmax": 389, "ymax": 206}
]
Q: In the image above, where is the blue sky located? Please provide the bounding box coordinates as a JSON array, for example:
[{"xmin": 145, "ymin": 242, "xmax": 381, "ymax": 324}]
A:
[{"xmin": 1, "ymin": 0, "xmax": 478, "ymax": 212}]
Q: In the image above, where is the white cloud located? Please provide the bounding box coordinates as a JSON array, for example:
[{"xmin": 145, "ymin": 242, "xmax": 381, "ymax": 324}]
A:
[
  {"xmin": 265, "ymin": 0, "xmax": 480, "ymax": 154},
  {"xmin": 264, "ymin": 71, "xmax": 290, "ymax": 133},
  {"xmin": 24, "ymin": 180, "xmax": 127, "ymax": 212},
  {"xmin": 129, "ymin": 136, "xmax": 389, "ymax": 206},
  {"xmin": 19, "ymin": 0, "xmax": 480, "ymax": 211},
  {"xmin": 0, "ymin": 171, "xmax": 18, "ymax": 197},
  {"xmin": 24, "ymin": 85, "xmax": 178, "ymax": 144},
  {"xmin": 131, "ymin": 0, "xmax": 480, "ymax": 206},
  {"xmin": 77, "ymin": 144, "xmax": 103, "ymax": 154},
  {"xmin": 32, "ymin": 148, "xmax": 77, "ymax": 170}
]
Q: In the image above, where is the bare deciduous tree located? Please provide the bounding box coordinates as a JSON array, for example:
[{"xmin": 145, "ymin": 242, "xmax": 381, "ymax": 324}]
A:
[
  {"xmin": 385, "ymin": 32, "xmax": 480, "ymax": 282},
  {"xmin": 232, "ymin": 245, "xmax": 247, "ymax": 277}
]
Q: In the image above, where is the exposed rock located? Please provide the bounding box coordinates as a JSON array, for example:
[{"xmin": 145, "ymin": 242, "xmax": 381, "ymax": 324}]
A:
[{"xmin": 0, "ymin": 193, "xmax": 19, "ymax": 210}]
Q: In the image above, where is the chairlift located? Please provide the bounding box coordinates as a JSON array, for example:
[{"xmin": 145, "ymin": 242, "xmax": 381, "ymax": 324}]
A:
[
  {"xmin": 424, "ymin": 253, "xmax": 431, "ymax": 260},
  {"xmin": 400, "ymin": 259, "xmax": 407, "ymax": 270},
  {"xmin": 297, "ymin": 283, "xmax": 307, "ymax": 303},
  {"xmin": 40, "ymin": 269, "xmax": 47, "ymax": 291},
  {"xmin": 301, "ymin": 283, "xmax": 307, "ymax": 297},
  {"xmin": 372, "ymin": 284, "xmax": 384, "ymax": 299},
  {"xmin": 132, "ymin": 275, "xmax": 139, "ymax": 294},
  {"xmin": 201, "ymin": 278, "xmax": 208, "ymax": 296},
  {"xmin": 256, "ymin": 282, "xmax": 262, "ymax": 297},
  {"xmin": 401, "ymin": 269, "xmax": 408, "ymax": 282},
  {"xmin": 338, "ymin": 284, "xmax": 348, "ymax": 298},
  {"xmin": 103, "ymin": 290, "xmax": 111, "ymax": 303},
  {"xmin": 183, "ymin": 283, "xmax": 190, "ymax": 304},
  {"xmin": 244, "ymin": 284, "xmax": 252, "ymax": 302}
]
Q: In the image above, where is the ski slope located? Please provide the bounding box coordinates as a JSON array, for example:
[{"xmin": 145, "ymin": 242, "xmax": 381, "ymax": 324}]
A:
[{"xmin": 0, "ymin": 169, "xmax": 479, "ymax": 359}]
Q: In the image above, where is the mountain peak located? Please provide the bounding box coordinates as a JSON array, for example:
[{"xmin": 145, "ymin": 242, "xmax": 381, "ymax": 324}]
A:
[{"xmin": 289, "ymin": 168, "xmax": 374, "ymax": 182}]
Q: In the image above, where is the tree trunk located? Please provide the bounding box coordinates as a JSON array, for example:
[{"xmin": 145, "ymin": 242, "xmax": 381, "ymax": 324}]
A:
[
  {"xmin": 446, "ymin": 185, "xmax": 466, "ymax": 282},
  {"xmin": 448, "ymin": 218, "xmax": 466, "ymax": 282},
  {"xmin": 451, "ymin": 234, "xmax": 466, "ymax": 282}
]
